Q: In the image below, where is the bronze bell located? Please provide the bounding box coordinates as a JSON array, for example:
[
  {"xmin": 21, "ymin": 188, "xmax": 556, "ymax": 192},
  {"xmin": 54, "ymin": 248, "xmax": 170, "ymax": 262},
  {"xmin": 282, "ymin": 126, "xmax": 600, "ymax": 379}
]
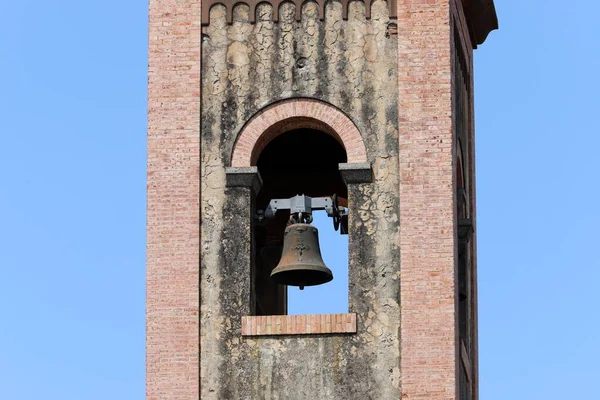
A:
[{"xmin": 271, "ymin": 223, "xmax": 333, "ymax": 290}]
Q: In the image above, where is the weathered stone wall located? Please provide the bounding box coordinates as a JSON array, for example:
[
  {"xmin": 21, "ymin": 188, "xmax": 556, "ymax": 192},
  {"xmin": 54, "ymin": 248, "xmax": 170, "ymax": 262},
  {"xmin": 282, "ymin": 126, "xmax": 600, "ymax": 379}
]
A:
[{"xmin": 200, "ymin": 1, "xmax": 399, "ymax": 398}]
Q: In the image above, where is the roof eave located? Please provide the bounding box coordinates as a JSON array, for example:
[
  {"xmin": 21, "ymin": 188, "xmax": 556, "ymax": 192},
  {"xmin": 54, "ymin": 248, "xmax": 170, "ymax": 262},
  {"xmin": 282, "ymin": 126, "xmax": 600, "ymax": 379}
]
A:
[{"xmin": 463, "ymin": 0, "xmax": 499, "ymax": 48}]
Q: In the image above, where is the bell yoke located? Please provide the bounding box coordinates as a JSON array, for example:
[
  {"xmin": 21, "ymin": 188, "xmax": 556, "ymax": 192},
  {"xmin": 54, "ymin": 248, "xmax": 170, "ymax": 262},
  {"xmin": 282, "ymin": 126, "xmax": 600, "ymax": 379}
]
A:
[{"xmin": 257, "ymin": 194, "xmax": 347, "ymax": 290}]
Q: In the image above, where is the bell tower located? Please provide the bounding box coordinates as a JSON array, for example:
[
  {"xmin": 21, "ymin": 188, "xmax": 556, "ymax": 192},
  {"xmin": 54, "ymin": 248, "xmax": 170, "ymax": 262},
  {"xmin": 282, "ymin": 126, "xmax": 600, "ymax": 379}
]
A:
[{"xmin": 147, "ymin": 0, "xmax": 497, "ymax": 399}]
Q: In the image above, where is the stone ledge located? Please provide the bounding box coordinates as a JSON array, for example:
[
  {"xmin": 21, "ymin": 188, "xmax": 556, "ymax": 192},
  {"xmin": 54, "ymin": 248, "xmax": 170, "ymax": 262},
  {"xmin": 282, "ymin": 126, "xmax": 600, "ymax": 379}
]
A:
[
  {"xmin": 242, "ymin": 313, "xmax": 357, "ymax": 336},
  {"xmin": 339, "ymin": 162, "xmax": 372, "ymax": 184},
  {"xmin": 225, "ymin": 166, "xmax": 263, "ymax": 195}
]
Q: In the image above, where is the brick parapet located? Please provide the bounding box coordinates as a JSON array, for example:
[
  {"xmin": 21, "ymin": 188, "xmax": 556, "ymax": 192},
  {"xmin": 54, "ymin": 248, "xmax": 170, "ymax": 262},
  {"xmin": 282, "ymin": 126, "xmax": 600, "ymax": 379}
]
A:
[
  {"xmin": 241, "ymin": 313, "xmax": 357, "ymax": 336},
  {"xmin": 398, "ymin": 1, "xmax": 458, "ymax": 399},
  {"xmin": 146, "ymin": 0, "xmax": 201, "ymax": 398},
  {"xmin": 452, "ymin": 2, "xmax": 480, "ymax": 397}
]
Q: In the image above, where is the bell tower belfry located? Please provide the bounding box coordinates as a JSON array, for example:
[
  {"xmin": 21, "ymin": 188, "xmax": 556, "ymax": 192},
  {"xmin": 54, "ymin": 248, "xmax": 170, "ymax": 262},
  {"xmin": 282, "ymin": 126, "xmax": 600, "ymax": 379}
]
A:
[{"xmin": 147, "ymin": 0, "xmax": 497, "ymax": 399}]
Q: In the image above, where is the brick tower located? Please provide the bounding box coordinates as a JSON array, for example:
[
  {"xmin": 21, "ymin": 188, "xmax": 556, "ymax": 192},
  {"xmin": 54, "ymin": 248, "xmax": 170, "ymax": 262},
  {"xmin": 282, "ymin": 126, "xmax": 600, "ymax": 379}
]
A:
[{"xmin": 147, "ymin": 0, "xmax": 497, "ymax": 398}]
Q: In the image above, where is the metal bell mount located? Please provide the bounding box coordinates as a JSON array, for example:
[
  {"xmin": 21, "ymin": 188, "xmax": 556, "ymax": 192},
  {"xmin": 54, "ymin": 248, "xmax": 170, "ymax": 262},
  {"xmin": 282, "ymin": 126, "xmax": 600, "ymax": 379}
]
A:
[{"xmin": 257, "ymin": 194, "xmax": 347, "ymax": 289}]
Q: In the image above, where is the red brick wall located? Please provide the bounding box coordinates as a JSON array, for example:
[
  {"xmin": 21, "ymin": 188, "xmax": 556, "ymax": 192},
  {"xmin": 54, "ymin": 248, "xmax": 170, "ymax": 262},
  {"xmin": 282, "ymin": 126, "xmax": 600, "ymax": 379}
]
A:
[
  {"xmin": 147, "ymin": 0, "xmax": 201, "ymax": 398},
  {"xmin": 398, "ymin": 1, "xmax": 458, "ymax": 398}
]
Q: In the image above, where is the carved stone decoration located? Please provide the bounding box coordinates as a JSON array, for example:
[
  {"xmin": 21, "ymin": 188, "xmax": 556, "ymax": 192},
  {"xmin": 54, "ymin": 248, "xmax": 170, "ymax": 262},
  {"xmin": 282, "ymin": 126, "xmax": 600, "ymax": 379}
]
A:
[{"xmin": 202, "ymin": 0, "xmax": 397, "ymax": 25}]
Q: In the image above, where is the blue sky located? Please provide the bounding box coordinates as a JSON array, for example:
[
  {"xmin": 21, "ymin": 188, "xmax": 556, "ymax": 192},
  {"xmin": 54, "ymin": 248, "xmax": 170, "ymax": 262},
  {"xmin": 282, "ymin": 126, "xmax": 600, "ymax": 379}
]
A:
[{"xmin": 0, "ymin": 1, "xmax": 598, "ymax": 399}]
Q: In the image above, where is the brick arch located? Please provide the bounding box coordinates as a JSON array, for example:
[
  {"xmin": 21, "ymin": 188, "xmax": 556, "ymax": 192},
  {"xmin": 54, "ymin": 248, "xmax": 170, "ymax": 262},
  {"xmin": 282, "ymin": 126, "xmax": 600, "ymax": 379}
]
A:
[{"xmin": 231, "ymin": 99, "xmax": 367, "ymax": 167}]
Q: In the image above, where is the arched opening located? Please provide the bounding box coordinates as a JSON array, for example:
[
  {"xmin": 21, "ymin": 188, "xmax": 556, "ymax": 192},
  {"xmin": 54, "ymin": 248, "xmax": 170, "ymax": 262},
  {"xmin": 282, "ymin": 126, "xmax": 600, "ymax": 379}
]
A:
[
  {"xmin": 230, "ymin": 99, "xmax": 367, "ymax": 168},
  {"xmin": 252, "ymin": 128, "xmax": 348, "ymax": 315}
]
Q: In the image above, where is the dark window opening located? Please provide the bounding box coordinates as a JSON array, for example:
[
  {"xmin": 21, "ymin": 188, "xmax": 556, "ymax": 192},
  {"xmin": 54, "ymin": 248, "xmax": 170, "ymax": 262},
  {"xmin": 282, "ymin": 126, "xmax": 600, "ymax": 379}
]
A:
[{"xmin": 252, "ymin": 128, "xmax": 348, "ymax": 316}]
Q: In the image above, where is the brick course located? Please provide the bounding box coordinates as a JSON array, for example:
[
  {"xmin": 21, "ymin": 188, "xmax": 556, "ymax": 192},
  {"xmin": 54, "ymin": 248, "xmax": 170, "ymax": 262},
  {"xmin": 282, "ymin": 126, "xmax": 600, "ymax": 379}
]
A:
[{"xmin": 241, "ymin": 313, "xmax": 357, "ymax": 336}]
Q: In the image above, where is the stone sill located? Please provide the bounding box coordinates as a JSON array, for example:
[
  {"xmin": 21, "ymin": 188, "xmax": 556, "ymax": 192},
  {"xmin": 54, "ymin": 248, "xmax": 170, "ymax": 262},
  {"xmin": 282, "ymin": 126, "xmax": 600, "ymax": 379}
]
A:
[{"xmin": 241, "ymin": 313, "xmax": 357, "ymax": 336}]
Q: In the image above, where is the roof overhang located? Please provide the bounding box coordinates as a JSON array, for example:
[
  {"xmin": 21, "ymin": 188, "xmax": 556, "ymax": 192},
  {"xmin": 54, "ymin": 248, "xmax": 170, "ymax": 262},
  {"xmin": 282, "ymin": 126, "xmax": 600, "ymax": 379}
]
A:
[{"xmin": 462, "ymin": 0, "xmax": 498, "ymax": 48}]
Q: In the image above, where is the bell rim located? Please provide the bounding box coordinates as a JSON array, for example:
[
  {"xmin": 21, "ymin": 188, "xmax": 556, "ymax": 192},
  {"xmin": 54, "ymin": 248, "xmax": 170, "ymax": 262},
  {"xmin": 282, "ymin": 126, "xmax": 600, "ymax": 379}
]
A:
[{"xmin": 270, "ymin": 266, "xmax": 334, "ymax": 287}]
